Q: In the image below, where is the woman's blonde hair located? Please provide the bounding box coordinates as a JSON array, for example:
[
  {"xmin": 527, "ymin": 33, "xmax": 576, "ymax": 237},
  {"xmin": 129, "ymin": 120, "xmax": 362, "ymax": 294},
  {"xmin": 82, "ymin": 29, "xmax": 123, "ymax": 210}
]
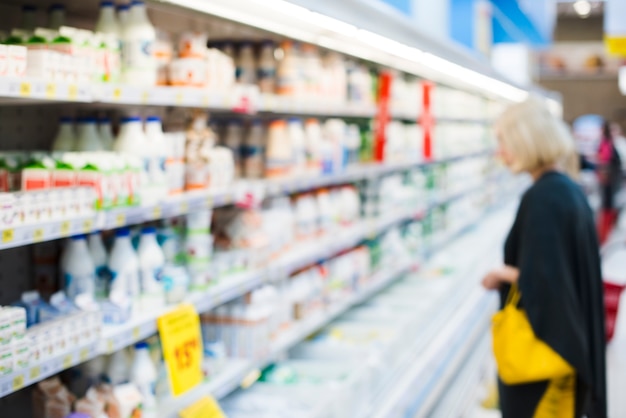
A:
[{"xmin": 495, "ymin": 96, "xmax": 579, "ymax": 179}]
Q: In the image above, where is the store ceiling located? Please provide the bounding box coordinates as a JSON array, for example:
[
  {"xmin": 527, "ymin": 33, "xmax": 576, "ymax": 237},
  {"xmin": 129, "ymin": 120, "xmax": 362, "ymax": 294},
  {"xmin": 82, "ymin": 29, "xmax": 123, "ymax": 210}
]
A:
[{"xmin": 556, "ymin": 1, "xmax": 604, "ymax": 18}]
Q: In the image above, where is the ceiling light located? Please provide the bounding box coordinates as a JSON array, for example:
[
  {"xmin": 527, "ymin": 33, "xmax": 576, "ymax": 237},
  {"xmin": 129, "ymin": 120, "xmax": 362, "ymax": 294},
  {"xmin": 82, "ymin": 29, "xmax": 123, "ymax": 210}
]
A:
[{"xmin": 573, "ymin": 0, "xmax": 592, "ymax": 17}]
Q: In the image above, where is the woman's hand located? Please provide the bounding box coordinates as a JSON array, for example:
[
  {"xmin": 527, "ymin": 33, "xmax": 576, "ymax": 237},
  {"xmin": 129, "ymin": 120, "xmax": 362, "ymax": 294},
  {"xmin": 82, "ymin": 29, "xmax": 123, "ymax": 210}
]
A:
[
  {"xmin": 482, "ymin": 270, "xmax": 504, "ymax": 290},
  {"xmin": 481, "ymin": 265, "xmax": 520, "ymax": 290}
]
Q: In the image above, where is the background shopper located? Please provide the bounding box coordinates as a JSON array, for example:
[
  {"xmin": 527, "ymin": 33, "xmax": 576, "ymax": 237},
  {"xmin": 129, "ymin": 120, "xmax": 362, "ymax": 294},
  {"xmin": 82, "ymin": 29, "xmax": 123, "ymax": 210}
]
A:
[
  {"xmin": 597, "ymin": 122, "xmax": 623, "ymax": 242},
  {"xmin": 482, "ymin": 97, "xmax": 607, "ymax": 418}
]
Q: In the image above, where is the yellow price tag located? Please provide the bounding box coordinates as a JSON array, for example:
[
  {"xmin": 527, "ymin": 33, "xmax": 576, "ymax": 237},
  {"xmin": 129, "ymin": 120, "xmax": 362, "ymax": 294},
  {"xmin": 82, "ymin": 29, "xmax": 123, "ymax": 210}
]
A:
[
  {"xmin": 12, "ymin": 375, "xmax": 24, "ymax": 391},
  {"xmin": 45, "ymin": 83, "xmax": 56, "ymax": 98},
  {"xmin": 80, "ymin": 348, "xmax": 90, "ymax": 362},
  {"xmin": 82, "ymin": 219, "xmax": 93, "ymax": 233},
  {"xmin": 2, "ymin": 229, "xmax": 14, "ymax": 244},
  {"xmin": 68, "ymin": 84, "xmax": 78, "ymax": 100},
  {"xmin": 29, "ymin": 366, "xmax": 40, "ymax": 380},
  {"xmin": 153, "ymin": 206, "xmax": 162, "ymax": 219},
  {"xmin": 179, "ymin": 396, "xmax": 226, "ymax": 418},
  {"xmin": 175, "ymin": 92, "xmax": 184, "ymax": 105},
  {"xmin": 158, "ymin": 304, "xmax": 203, "ymax": 396},
  {"xmin": 63, "ymin": 354, "xmax": 73, "ymax": 369},
  {"xmin": 180, "ymin": 201, "xmax": 189, "ymax": 213},
  {"xmin": 19, "ymin": 82, "xmax": 31, "ymax": 97},
  {"xmin": 240, "ymin": 368, "xmax": 261, "ymax": 389},
  {"xmin": 141, "ymin": 90, "xmax": 149, "ymax": 103},
  {"xmin": 60, "ymin": 221, "xmax": 71, "ymax": 237},
  {"xmin": 33, "ymin": 228, "xmax": 44, "ymax": 243},
  {"xmin": 206, "ymin": 196, "xmax": 213, "ymax": 208},
  {"xmin": 132, "ymin": 327, "xmax": 141, "ymax": 339},
  {"xmin": 107, "ymin": 340, "xmax": 115, "ymax": 353},
  {"xmin": 116, "ymin": 213, "xmax": 126, "ymax": 227},
  {"xmin": 113, "ymin": 87, "xmax": 122, "ymax": 100}
]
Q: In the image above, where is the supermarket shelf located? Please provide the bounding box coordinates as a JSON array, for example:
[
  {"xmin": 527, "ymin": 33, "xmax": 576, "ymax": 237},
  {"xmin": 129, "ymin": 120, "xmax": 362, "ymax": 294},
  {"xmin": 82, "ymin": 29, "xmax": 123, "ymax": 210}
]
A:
[
  {"xmin": 0, "ymin": 76, "xmax": 420, "ymax": 120},
  {"xmin": 0, "ymin": 150, "xmax": 493, "ymax": 251},
  {"xmin": 92, "ymin": 83, "xmax": 232, "ymax": 109},
  {"xmin": 0, "ymin": 185, "xmax": 498, "ymax": 401},
  {"xmin": 158, "ymin": 259, "xmax": 415, "ymax": 417},
  {"xmin": 0, "ymin": 76, "xmax": 91, "ymax": 104},
  {"xmin": 0, "ymin": 341, "xmax": 99, "ymax": 399},
  {"xmin": 259, "ymin": 94, "xmax": 379, "ymax": 118}
]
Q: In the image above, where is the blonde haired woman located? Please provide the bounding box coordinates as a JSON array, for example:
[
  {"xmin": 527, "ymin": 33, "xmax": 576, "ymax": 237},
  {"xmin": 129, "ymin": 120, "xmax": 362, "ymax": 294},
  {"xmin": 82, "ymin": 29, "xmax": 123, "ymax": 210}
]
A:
[{"xmin": 482, "ymin": 97, "xmax": 607, "ymax": 417}]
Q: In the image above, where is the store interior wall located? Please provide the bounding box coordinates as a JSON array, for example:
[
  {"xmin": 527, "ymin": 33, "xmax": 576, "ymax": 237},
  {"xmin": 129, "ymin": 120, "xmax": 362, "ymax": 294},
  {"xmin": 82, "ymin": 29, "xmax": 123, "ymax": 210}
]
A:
[
  {"xmin": 537, "ymin": 13, "xmax": 625, "ymax": 126},
  {"xmin": 540, "ymin": 78, "xmax": 626, "ymax": 124}
]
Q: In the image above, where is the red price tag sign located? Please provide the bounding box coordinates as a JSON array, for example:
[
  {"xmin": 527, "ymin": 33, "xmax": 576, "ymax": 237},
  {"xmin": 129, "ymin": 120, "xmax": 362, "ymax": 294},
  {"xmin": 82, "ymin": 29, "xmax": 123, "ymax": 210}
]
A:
[{"xmin": 158, "ymin": 304, "xmax": 204, "ymax": 396}]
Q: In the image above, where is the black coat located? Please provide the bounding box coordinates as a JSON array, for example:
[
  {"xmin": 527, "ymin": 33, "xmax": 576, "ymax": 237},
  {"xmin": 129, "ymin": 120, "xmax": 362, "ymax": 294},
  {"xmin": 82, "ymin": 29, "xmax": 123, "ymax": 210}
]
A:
[{"xmin": 500, "ymin": 171, "xmax": 607, "ymax": 417}]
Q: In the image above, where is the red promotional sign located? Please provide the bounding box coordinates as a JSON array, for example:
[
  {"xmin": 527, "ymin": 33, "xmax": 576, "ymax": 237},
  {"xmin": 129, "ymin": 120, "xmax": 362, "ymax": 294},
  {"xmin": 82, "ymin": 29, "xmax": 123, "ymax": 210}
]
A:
[{"xmin": 374, "ymin": 71, "xmax": 393, "ymax": 162}]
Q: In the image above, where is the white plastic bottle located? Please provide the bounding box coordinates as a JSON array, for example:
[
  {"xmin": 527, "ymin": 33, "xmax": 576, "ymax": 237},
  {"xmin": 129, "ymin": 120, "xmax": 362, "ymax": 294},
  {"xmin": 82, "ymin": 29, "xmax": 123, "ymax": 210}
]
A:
[
  {"xmin": 137, "ymin": 227, "xmax": 165, "ymax": 297},
  {"xmin": 130, "ymin": 342, "xmax": 158, "ymax": 418},
  {"xmin": 48, "ymin": 4, "xmax": 66, "ymax": 30},
  {"xmin": 108, "ymin": 228, "xmax": 140, "ymax": 307},
  {"xmin": 106, "ymin": 348, "xmax": 130, "ymax": 385},
  {"xmin": 120, "ymin": 0, "xmax": 156, "ymax": 85},
  {"xmin": 60, "ymin": 235, "xmax": 96, "ymax": 302},
  {"xmin": 117, "ymin": 4, "xmax": 130, "ymax": 27},
  {"xmin": 236, "ymin": 42, "xmax": 257, "ymax": 85},
  {"xmin": 52, "ymin": 117, "xmax": 76, "ymax": 152},
  {"xmin": 98, "ymin": 118, "xmax": 115, "ymax": 151},
  {"xmin": 95, "ymin": 1, "xmax": 120, "ymax": 36},
  {"xmin": 145, "ymin": 116, "xmax": 168, "ymax": 199},
  {"xmin": 257, "ymin": 41, "xmax": 276, "ymax": 94},
  {"xmin": 288, "ymin": 118, "xmax": 306, "ymax": 176},
  {"xmin": 76, "ymin": 117, "xmax": 105, "ymax": 151},
  {"xmin": 88, "ymin": 232, "xmax": 109, "ymax": 299},
  {"xmin": 114, "ymin": 116, "xmax": 150, "ymax": 202}
]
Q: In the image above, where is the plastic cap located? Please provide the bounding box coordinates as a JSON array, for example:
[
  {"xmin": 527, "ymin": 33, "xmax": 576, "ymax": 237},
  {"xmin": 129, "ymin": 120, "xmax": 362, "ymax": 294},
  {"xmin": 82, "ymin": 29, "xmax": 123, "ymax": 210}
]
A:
[
  {"xmin": 146, "ymin": 116, "xmax": 161, "ymax": 123},
  {"xmin": 71, "ymin": 234, "xmax": 87, "ymax": 240},
  {"xmin": 135, "ymin": 341, "xmax": 149, "ymax": 350},
  {"xmin": 141, "ymin": 226, "xmax": 157, "ymax": 234},
  {"xmin": 251, "ymin": 120, "xmax": 263, "ymax": 126},
  {"xmin": 100, "ymin": 1, "xmax": 115, "ymax": 7},
  {"xmin": 131, "ymin": 0, "xmax": 145, "ymax": 6},
  {"xmin": 99, "ymin": 117, "xmax": 111, "ymax": 123},
  {"xmin": 49, "ymin": 4, "xmax": 65, "ymax": 11},
  {"xmin": 121, "ymin": 116, "xmax": 142, "ymax": 123},
  {"xmin": 117, "ymin": 4, "xmax": 130, "ymax": 11},
  {"xmin": 77, "ymin": 117, "xmax": 98, "ymax": 124},
  {"xmin": 59, "ymin": 116, "xmax": 74, "ymax": 123},
  {"xmin": 115, "ymin": 227, "xmax": 131, "ymax": 237},
  {"xmin": 288, "ymin": 117, "xmax": 302, "ymax": 123}
]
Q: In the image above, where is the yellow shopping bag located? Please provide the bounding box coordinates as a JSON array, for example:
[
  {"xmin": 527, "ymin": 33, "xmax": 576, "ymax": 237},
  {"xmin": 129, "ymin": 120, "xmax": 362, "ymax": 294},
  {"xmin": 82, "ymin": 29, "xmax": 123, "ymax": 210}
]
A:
[{"xmin": 492, "ymin": 284, "xmax": 574, "ymax": 385}]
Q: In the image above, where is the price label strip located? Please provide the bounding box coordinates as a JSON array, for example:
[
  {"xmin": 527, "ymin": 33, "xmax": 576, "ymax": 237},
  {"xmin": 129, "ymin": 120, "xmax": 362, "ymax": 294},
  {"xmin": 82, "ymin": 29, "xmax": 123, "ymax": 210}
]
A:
[
  {"xmin": 158, "ymin": 304, "xmax": 203, "ymax": 396},
  {"xmin": 179, "ymin": 396, "xmax": 226, "ymax": 418}
]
